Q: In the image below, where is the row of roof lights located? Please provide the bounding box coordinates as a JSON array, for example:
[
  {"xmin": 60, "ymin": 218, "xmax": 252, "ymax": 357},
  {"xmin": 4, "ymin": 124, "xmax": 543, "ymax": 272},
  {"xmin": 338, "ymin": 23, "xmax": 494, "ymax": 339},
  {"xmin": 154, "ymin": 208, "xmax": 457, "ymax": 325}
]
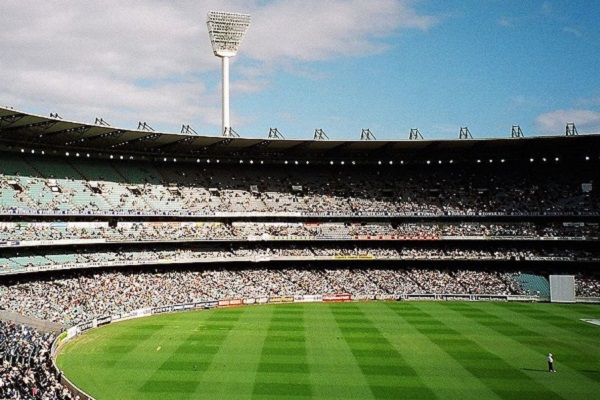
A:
[{"xmin": 16, "ymin": 149, "xmax": 594, "ymax": 164}]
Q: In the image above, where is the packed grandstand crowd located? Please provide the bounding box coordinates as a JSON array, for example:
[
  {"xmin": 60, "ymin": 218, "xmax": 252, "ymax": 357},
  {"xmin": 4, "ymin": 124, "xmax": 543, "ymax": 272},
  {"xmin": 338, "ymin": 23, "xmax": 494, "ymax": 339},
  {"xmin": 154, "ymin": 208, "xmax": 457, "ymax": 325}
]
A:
[
  {"xmin": 1, "ymin": 267, "xmax": 599, "ymax": 327},
  {"xmin": 1, "ymin": 221, "xmax": 598, "ymax": 244},
  {"xmin": 0, "ymin": 321, "xmax": 73, "ymax": 400},
  {"xmin": 1, "ymin": 153, "xmax": 598, "ymax": 216},
  {"xmin": 2, "ymin": 244, "xmax": 600, "ymax": 275}
]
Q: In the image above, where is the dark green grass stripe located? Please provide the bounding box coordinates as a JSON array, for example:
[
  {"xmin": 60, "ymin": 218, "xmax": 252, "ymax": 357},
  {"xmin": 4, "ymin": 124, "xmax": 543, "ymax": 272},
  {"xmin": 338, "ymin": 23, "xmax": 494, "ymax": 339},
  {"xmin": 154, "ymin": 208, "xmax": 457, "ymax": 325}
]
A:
[
  {"xmin": 253, "ymin": 307, "xmax": 312, "ymax": 398},
  {"xmin": 98, "ymin": 331, "xmax": 157, "ymax": 359},
  {"xmin": 389, "ymin": 303, "xmax": 569, "ymax": 400},
  {"xmin": 333, "ymin": 307, "xmax": 437, "ymax": 400}
]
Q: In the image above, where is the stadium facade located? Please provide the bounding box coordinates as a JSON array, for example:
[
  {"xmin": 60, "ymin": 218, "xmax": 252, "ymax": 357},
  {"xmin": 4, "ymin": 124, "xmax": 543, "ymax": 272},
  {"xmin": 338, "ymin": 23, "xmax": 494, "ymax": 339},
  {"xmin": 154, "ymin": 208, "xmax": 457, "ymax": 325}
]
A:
[
  {"xmin": 1, "ymin": 105, "xmax": 600, "ymax": 399},
  {"xmin": 1, "ymin": 105, "xmax": 599, "ymax": 281}
]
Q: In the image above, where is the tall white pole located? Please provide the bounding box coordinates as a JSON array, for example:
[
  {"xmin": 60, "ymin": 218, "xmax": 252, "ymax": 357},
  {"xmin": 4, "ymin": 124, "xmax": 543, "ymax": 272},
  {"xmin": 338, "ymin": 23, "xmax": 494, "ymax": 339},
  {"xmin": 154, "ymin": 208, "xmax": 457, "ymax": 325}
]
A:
[
  {"xmin": 207, "ymin": 11, "xmax": 250, "ymax": 136},
  {"xmin": 222, "ymin": 56, "xmax": 230, "ymax": 136}
]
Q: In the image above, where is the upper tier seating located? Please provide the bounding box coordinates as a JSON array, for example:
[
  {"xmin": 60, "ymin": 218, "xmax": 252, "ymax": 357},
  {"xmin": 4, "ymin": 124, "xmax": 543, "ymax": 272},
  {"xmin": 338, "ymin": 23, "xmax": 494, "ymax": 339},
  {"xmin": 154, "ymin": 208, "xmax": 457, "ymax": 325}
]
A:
[{"xmin": 0, "ymin": 152, "xmax": 597, "ymax": 216}]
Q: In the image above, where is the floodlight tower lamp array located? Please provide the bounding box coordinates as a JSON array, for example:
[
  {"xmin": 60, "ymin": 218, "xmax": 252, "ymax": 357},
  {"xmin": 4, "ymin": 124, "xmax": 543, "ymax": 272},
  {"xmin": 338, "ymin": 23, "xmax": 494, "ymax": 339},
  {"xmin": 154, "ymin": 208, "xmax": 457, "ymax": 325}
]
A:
[{"xmin": 207, "ymin": 11, "xmax": 251, "ymax": 137}]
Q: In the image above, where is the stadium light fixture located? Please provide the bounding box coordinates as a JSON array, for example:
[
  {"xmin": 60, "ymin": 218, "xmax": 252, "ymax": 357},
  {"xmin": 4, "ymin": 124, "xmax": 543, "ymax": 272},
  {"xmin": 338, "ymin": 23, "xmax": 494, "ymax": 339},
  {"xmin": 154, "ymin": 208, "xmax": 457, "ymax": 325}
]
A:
[{"xmin": 207, "ymin": 11, "xmax": 251, "ymax": 137}]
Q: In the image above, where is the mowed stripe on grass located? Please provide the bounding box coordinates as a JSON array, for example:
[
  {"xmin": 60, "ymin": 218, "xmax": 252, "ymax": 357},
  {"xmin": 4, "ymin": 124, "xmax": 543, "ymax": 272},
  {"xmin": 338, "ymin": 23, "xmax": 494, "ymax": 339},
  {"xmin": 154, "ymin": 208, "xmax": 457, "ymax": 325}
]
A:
[{"xmin": 57, "ymin": 302, "xmax": 600, "ymax": 400}]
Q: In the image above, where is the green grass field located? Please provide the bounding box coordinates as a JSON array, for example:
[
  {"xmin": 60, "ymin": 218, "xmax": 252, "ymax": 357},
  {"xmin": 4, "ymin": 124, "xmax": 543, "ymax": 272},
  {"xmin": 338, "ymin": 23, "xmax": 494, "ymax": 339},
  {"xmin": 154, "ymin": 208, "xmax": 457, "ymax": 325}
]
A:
[{"xmin": 56, "ymin": 302, "xmax": 600, "ymax": 400}]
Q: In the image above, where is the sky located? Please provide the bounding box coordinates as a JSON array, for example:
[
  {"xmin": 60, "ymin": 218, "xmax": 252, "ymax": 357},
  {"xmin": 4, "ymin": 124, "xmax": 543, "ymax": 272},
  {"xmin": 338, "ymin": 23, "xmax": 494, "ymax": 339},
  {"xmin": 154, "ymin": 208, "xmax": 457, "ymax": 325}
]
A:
[{"xmin": 1, "ymin": 0, "xmax": 599, "ymax": 140}]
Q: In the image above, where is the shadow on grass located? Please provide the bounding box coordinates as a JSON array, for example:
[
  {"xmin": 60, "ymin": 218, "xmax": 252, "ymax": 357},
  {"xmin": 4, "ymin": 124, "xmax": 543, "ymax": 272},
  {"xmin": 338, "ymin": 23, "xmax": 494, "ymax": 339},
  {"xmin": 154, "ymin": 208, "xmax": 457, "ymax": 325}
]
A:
[
  {"xmin": 521, "ymin": 368, "xmax": 550, "ymax": 373},
  {"xmin": 523, "ymin": 368, "xmax": 600, "ymax": 374}
]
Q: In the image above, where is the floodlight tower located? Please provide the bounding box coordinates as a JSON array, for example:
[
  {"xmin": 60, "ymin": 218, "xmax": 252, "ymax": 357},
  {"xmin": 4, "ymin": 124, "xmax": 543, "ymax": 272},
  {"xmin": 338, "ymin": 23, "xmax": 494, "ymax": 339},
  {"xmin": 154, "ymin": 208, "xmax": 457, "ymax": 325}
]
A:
[{"xmin": 207, "ymin": 11, "xmax": 251, "ymax": 137}]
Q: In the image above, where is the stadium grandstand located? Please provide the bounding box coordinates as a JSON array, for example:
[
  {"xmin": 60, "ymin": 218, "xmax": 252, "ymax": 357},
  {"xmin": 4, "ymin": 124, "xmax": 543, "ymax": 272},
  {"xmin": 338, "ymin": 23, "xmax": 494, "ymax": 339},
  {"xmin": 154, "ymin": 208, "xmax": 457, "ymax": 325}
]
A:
[{"xmin": 1, "ymin": 105, "xmax": 600, "ymax": 399}]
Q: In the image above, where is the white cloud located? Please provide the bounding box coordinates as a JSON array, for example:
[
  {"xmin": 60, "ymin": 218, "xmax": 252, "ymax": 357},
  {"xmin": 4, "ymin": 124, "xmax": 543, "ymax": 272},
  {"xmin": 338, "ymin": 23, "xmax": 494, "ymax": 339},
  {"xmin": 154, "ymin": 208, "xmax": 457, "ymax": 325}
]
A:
[
  {"xmin": 245, "ymin": 0, "xmax": 438, "ymax": 62},
  {"xmin": 497, "ymin": 17, "xmax": 513, "ymax": 27},
  {"xmin": 0, "ymin": 0, "xmax": 438, "ymax": 132},
  {"xmin": 541, "ymin": 1, "xmax": 553, "ymax": 16},
  {"xmin": 562, "ymin": 26, "xmax": 583, "ymax": 37},
  {"xmin": 576, "ymin": 95, "xmax": 600, "ymax": 107},
  {"xmin": 535, "ymin": 109, "xmax": 600, "ymax": 133}
]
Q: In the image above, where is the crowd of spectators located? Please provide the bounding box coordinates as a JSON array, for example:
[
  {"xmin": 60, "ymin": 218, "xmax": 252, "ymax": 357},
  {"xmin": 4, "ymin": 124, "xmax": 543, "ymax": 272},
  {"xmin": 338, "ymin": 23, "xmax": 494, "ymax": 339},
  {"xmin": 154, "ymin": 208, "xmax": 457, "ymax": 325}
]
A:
[
  {"xmin": 1, "ymin": 154, "xmax": 598, "ymax": 216},
  {"xmin": 0, "ymin": 267, "xmax": 528, "ymax": 325},
  {"xmin": 2, "ymin": 266, "xmax": 598, "ymax": 327},
  {"xmin": 2, "ymin": 244, "xmax": 597, "ymax": 273},
  {"xmin": 2, "ymin": 221, "xmax": 596, "ymax": 245},
  {"xmin": 0, "ymin": 321, "xmax": 75, "ymax": 399},
  {"xmin": 576, "ymin": 272, "xmax": 600, "ymax": 297}
]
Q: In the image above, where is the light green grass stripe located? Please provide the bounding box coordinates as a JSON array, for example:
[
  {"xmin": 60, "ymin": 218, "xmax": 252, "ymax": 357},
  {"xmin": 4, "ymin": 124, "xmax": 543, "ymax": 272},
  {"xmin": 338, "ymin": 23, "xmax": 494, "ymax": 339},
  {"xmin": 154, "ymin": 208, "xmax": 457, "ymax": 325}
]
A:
[{"xmin": 304, "ymin": 303, "xmax": 375, "ymax": 399}]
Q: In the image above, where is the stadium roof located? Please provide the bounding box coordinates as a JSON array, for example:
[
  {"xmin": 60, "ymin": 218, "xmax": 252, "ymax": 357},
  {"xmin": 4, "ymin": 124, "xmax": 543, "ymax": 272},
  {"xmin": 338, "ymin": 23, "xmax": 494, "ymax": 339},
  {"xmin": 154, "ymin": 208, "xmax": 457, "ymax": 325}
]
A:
[{"xmin": 1, "ymin": 106, "xmax": 599, "ymax": 162}]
